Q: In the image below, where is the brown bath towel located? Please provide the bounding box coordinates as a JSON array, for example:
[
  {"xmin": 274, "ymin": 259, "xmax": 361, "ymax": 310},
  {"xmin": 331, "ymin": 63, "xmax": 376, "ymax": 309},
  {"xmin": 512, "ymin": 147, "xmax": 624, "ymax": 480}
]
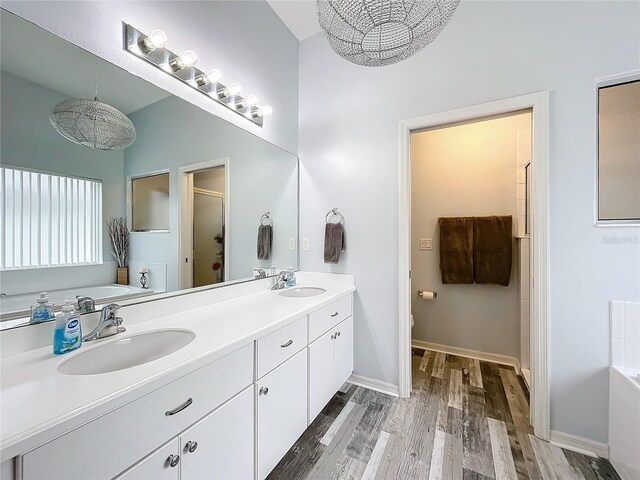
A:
[
  {"xmin": 473, "ymin": 216, "xmax": 512, "ymax": 286},
  {"xmin": 438, "ymin": 217, "xmax": 474, "ymax": 284},
  {"xmin": 324, "ymin": 223, "xmax": 345, "ymax": 264},
  {"xmin": 257, "ymin": 224, "xmax": 272, "ymax": 260}
]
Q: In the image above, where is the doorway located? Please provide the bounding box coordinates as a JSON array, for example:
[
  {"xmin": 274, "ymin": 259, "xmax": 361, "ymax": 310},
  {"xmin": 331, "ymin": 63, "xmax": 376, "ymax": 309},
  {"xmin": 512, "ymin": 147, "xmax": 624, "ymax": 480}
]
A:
[
  {"xmin": 398, "ymin": 92, "xmax": 550, "ymax": 440},
  {"xmin": 179, "ymin": 158, "xmax": 230, "ymax": 290}
]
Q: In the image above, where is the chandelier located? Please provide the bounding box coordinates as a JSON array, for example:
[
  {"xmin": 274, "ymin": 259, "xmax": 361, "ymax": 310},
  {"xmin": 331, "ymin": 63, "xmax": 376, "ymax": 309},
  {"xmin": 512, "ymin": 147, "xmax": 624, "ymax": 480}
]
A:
[{"xmin": 317, "ymin": 0, "xmax": 459, "ymax": 67}]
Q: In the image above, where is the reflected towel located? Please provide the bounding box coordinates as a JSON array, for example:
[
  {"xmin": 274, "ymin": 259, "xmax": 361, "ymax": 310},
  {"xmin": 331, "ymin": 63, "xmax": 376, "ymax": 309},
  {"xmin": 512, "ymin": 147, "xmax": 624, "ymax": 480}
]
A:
[
  {"xmin": 324, "ymin": 223, "xmax": 345, "ymax": 264},
  {"xmin": 438, "ymin": 217, "xmax": 474, "ymax": 284},
  {"xmin": 473, "ymin": 215, "xmax": 512, "ymax": 286},
  {"xmin": 257, "ymin": 224, "xmax": 272, "ymax": 260}
]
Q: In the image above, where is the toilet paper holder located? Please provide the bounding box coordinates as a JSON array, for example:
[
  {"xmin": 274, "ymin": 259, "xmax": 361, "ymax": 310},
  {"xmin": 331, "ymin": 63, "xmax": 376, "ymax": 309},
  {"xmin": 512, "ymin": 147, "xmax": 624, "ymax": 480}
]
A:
[{"xmin": 418, "ymin": 290, "xmax": 438, "ymax": 298}]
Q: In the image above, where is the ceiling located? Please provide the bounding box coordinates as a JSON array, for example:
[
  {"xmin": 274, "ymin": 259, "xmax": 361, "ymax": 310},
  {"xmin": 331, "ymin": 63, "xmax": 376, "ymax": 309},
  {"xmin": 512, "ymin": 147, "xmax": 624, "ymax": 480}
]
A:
[
  {"xmin": 267, "ymin": 1, "xmax": 321, "ymax": 41},
  {"xmin": 0, "ymin": 10, "xmax": 170, "ymax": 115}
]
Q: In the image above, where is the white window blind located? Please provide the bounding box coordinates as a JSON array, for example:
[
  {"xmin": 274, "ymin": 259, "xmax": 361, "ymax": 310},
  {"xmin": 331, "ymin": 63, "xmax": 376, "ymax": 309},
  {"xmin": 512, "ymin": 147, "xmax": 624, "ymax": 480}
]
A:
[{"xmin": 0, "ymin": 167, "xmax": 103, "ymax": 270}]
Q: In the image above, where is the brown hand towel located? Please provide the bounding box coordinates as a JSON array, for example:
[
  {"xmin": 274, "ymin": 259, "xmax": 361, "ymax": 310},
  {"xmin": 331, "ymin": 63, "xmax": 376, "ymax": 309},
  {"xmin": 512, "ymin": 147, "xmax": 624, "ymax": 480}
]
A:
[
  {"xmin": 473, "ymin": 216, "xmax": 512, "ymax": 286},
  {"xmin": 438, "ymin": 217, "xmax": 474, "ymax": 284},
  {"xmin": 257, "ymin": 224, "xmax": 272, "ymax": 260},
  {"xmin": 324, "ymin": 223, "xmax": 345, "ymax": 264}
]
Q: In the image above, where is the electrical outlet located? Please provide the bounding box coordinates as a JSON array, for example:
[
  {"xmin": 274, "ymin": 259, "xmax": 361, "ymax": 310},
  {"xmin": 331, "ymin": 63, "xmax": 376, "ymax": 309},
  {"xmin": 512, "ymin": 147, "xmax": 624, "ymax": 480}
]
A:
[
  {"xmin": 302, "ymin": 237, "xmax": 310, "ymax": 251},
  {"xmin": 420, "ymin": 238, "xmax": 433, "ymax": 251},
  {"xmin": 288, "ymin": 238, "xmax": 296, "ymax": 251}
]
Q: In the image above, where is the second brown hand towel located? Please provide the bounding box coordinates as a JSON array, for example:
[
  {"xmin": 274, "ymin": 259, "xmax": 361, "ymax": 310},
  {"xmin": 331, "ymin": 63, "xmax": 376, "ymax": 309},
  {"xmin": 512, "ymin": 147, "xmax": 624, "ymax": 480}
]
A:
[
  {"xmin": 473, "ymin": 215, "xmax": 512, "ymax": 286},
  {"xmin": 438, "ymin": 217, "xmax": 474, "ymax": 284}
]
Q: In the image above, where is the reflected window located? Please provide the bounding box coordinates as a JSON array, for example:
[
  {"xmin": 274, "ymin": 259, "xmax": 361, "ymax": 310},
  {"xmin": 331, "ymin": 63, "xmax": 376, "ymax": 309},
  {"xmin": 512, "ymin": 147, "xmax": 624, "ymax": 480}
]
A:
[
  {"xmin": 0, "ymin": 167, "xmax": 103, "ymax": 270},
  {"xmin": 598, "ymin": 78, "xmax": 640, "ymax": 222},
  {"xmin": 132, "ymin": 173, "xmax": 170, "ymax": 231}
]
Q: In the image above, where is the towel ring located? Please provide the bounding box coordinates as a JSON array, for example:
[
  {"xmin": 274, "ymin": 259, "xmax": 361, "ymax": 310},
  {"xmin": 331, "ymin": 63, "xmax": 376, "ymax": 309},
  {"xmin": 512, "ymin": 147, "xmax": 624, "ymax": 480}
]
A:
[
  {"xmin": 325, "ymin": 208, "xmax": 344, "ymax": 225},
  {"xmin": 260, "ymin": 212, "xmax": 272, "ymax": 226}
]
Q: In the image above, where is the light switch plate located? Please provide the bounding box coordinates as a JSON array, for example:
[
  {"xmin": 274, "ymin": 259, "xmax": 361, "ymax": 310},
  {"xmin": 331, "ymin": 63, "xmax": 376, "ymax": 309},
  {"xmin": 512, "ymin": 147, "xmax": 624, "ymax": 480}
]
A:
[
  {"xmin": 288, "ymin": 238, "xmax": 296, "ymax": 251},
  {"xmin": 302, "ymin": 238, "xmax": 310, "ymax": 251},
  {"xmin": 420, "ymin": 238, "xmax": 433, "ymax": 251}
]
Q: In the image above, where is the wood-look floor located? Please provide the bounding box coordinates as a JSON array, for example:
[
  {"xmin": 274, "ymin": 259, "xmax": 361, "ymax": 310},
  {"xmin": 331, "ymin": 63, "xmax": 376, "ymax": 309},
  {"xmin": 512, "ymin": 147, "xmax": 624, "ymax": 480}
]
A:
[{"xmin": 268, "ymin": 348, "xmax": 620, "ymax": 480}]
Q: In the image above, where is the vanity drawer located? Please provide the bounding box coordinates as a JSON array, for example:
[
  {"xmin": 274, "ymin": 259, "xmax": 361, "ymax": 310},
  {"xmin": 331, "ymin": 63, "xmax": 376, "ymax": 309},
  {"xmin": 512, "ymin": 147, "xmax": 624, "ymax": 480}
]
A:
[
  {"xmin": 257, "ymin": 316, "xmax": 307, "ymax": 378},
  {"xmin": 309, "ymin": 295, "xmax": 352, "ymax": 342},
  {"xmin": 21, "ymin": 344, "xmax": 253, "ymax": 480}
]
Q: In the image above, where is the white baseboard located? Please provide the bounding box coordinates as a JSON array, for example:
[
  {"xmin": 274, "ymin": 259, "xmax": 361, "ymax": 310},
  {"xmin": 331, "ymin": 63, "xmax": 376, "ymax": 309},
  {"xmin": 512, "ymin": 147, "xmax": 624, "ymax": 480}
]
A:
[
  {"xmin": 412, "ymin": 340, "xmax": 521, "ymax": 374},
  {"xmin": 348, "ymin": 374, "xmax": 399, "ymax": 398},
  {"xmin": 550, "ymin": 430, "xmax": 609, "ymax": 459}
]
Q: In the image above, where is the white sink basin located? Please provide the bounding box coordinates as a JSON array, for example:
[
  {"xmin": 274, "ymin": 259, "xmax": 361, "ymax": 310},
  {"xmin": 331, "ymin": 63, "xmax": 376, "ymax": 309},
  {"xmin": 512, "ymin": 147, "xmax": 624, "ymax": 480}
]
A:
[
  {"xmin": 58, "ymin": 329, "xmax": 196, "ymax": 375},
  {"xmin": 278, "ymin": 287, "xmax": 327, "ymax": 298}
]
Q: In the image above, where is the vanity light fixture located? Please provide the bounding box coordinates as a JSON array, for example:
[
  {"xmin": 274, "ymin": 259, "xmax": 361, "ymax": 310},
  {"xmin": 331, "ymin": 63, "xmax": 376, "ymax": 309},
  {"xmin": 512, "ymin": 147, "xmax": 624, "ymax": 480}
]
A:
[
  {"xmin": 124, "ymin": 23, "xmax": 270, "ymax": 127},
  {"xmin": 138, "ymin": 29, "xmax": 168, "ymax": 54},
  {"xmin": 169, "ymin": 49, "xmax": 198, "ymax": 72}
]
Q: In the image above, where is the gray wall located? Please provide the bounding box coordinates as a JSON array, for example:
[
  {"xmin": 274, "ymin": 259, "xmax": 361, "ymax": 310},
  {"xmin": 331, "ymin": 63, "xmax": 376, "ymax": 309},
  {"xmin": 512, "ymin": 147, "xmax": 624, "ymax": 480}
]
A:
[
  {"xmin": 1, "ymin": 1, "xmax": 299, "ymax": 155},
  {"xmin": 125, "ymin": 96, "xmax": 298, "ymax": 291},
  {"xmin": 411, "ymin": 113, "xmax": 529, "ymax": 359},
  {"xmin": 0, "ymin": 72, "xmax": 124, "ymax": 292},
  {"xmin": 299, "ymin": 1, "xmax": 640, "ymax": 442}
]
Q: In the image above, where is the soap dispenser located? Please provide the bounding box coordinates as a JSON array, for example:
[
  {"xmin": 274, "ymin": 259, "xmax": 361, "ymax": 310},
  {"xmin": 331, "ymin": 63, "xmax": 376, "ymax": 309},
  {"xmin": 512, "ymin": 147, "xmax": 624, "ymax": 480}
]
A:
[
  {"xmin": 286, "ymin": 266, "xmax": 296, "ymax": 287},
  {"xmin": 53, "ymin": 300, "xmax": 82, "ymax": 355},
  {"xmin": 30, "ymin": 292, "xmax": 55, "ymax": 323}
]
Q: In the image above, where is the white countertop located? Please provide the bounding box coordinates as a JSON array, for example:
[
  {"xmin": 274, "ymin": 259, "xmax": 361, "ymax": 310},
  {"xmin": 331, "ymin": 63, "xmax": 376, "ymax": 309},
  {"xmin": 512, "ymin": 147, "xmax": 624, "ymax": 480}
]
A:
[{"xmin": 0, "ymin": 272, "xmax": 355, "ymax": 461}]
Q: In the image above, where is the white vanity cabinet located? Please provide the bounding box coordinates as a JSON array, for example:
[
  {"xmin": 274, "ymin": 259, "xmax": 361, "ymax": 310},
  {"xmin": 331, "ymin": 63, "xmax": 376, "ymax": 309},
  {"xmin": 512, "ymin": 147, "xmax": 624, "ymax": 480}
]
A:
[
  {"xmin": 309, "ymin": 303, "xmax": 354, "ymax": 422},
  {"xmin": 120, "ymin": 386, "xmax": 254, "ymax": 480}
]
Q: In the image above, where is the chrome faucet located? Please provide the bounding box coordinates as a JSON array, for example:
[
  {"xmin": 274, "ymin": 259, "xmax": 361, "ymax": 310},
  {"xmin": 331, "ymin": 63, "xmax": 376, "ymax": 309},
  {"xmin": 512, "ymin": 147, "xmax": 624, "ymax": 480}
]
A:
[
  {"xmin": 271, "ymin": 270, "xmax": 293, "ymax": 290},
  {"xmin": 83, "ymin": 304, "xmax": 125, "ymax": 342},
  {"xmin": 76, "ymin": 296, "xmax": 96, "ymax": 314}
]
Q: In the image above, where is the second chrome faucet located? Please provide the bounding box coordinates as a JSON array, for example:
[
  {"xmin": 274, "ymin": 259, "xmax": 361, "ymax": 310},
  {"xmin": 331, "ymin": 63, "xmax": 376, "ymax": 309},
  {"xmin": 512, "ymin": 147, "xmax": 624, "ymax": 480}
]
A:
[{"xmin": 83, "ymin": 303, "xmax": 125, "ymax": 342}]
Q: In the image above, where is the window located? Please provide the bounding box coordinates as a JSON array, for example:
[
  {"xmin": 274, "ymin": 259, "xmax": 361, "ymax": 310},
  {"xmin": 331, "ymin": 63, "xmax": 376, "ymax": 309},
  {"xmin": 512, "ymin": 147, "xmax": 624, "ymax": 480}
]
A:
[
  {"xmin": 597, "ymin": 76, "xmax": 640, "ymax": 223},
  {"xmin": 0, "ymin": 167, "xmax": 103, "ymax": 270}
]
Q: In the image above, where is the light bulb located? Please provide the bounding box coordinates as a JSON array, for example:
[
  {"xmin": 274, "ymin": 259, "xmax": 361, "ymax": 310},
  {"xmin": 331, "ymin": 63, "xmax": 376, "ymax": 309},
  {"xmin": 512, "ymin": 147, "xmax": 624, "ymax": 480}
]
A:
[
  {"xmin": 169, "ymin": 49, "xmax": 198, "ymax": 72},
  {"xmin": 252, "ymin": 105, "xmax": 272, "ymax": 118},
  {"xmin": 139, "ymin": 29, "xmax": 168, "ymax": 53},
  {"xmin": 236, "ymin": 95, "xmax": 258, "ymax": 109},
  {"xmin": 195, "ymin": 69, "xmax": 222, "ymax": 87},
  {"xmin": 227, "ymin": 83, "xmax": 242, "ymax": 96}
]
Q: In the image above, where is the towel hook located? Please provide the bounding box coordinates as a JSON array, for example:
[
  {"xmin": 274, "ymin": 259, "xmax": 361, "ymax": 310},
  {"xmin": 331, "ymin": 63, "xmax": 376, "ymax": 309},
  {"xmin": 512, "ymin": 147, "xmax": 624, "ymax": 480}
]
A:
[
  {"xmin": 325, "ymin": 208, "xmax": 344, "ymax": 225},
  {"xmin": 260, "ymin": 212, "xmax": 272, "ymax": 226}
]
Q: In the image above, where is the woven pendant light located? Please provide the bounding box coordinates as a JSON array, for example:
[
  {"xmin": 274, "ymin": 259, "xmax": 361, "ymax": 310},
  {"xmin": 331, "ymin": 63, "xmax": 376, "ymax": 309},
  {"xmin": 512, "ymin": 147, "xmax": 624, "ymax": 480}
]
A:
[
  {"xmin": 49, "ymin": 59, "xmax": 136, "ymax": 151},
  {"xmin": 317, "ymin": 0, "xmax": 459, "ymax": 67}
]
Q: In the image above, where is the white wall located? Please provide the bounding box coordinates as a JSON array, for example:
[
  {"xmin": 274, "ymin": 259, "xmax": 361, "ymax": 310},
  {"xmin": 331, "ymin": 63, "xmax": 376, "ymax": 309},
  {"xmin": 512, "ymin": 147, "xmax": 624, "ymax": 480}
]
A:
[
  {"xmin": 1, "ymin": 1, "xmax": 299, "ymax": 155},
  {"xmin": 299, "ymin": 1, "xmax": 640, "ymax": 442},
  {"xmin": 411, "ymin": 113, "xmax": 528, "ymax": 359},
  {"xmin": 0, "ymin": 72, "xmax": 124, "ymax": 293},
  {"xmin": 125, "ymin": 95, "xmax": 298, "ymax": 291}
]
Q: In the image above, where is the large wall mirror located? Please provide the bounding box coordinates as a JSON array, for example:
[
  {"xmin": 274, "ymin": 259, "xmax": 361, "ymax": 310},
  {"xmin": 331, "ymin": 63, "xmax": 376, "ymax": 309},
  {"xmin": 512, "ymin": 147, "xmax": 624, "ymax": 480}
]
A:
[{"xmin": 0, "ymin": 10, "xmax": 299, "ymax": 329}]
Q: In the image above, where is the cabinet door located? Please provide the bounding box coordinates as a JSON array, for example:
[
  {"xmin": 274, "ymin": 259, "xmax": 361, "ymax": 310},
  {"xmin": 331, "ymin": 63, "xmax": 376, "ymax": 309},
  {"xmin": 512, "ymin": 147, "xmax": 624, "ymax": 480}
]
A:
[
  {"xmin": 257, "ymin": 349, "xmax": 308, "ymax": 480},
  {"xmin": 117, "ymin": 439, "xmax": 180, "ymax": 480},
  {"xmin": 309, "ymin": 329, "xmax": 336, "ymax": 423},
  {"xmin": 180, "ymin": 386, "xmax": 254, "ymax": 480},
  {"xmin": 334, "ymin": 316, "xmax": 354, "ymax": 390}
]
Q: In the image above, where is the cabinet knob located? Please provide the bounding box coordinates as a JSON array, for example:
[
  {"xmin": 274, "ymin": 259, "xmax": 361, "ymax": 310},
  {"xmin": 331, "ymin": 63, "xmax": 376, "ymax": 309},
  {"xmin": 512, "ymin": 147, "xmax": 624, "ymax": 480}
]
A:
[
  {"xmin": 331, "ymin": 333, "xmax": 335, "ymax": 340},
  {"xmin": 185, "ymin": 440, "xmax": 198, "ymax": 453},
  {"xmin": 259, "ymin": 386, "xmax": 269, "ymax": 396},
  {"xmin": 167, "ymin": 454, "xmax": 180, "ymax": 468},
  {"xmin": 331, "ymin": 312, "xmax": 339, "ymax": 317},
  {"xmin": 337, "ymin": 331, "xmax": 341, "ymax": 337}
]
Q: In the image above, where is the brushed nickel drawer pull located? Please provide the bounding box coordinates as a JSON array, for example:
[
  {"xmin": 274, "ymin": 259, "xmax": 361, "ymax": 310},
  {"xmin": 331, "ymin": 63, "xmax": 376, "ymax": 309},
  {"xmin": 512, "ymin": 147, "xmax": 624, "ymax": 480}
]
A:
[
  {"xmin": 331, "ymin": 312, "xmax": 339, "ymax": 317},
  {"xmin": 281, "ymin": 339, "xmax": 293, "ymax": 348},
  {"xmin": 167, "ymin": 454, "xmax": 180, "ymax": 468},
  {"xmin": 165, "ymin": 397, "xmax": 193, "ymax": 416}
]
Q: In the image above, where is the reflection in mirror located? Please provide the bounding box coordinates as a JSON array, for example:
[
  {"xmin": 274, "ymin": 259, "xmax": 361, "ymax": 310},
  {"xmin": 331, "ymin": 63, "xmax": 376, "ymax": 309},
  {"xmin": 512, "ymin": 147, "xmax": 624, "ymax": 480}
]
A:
[{"xmin": 0, "ymin": 10, "xmax": 298, "ymax": 329}]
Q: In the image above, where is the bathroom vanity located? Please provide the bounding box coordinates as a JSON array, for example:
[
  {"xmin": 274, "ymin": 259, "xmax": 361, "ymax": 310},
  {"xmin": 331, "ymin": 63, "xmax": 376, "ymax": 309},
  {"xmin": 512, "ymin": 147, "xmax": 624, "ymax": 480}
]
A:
[{"xmin": 0, "ymin": 273, "xmax": 355, "ymax": 480}]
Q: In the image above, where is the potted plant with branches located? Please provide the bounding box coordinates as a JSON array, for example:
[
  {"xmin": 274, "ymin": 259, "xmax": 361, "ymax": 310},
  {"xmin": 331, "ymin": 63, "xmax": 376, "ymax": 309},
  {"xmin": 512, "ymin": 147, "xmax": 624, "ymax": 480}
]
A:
[{"xmin": 107, "ymin": 217, "xmax": 130, "ymax": 285}]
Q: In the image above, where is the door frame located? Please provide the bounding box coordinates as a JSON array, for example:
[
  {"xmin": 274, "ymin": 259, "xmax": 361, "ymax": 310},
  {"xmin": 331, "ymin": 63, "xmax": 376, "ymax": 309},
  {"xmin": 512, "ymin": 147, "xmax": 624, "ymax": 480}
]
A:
[
  {"xmin": 178, "ymin": 157, "xmax": 230, "ymax": 290},
  {"xmin": 397, "ymin": 92, "xmax": 550, "ymax": 440}
]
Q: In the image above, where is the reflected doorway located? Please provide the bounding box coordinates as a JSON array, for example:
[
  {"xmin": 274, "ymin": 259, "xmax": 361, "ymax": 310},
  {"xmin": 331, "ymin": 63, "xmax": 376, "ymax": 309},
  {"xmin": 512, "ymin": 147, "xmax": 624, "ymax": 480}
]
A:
[{"xmin": 179, "ymin": 158, "xmax": 229, "ymax": 290}]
